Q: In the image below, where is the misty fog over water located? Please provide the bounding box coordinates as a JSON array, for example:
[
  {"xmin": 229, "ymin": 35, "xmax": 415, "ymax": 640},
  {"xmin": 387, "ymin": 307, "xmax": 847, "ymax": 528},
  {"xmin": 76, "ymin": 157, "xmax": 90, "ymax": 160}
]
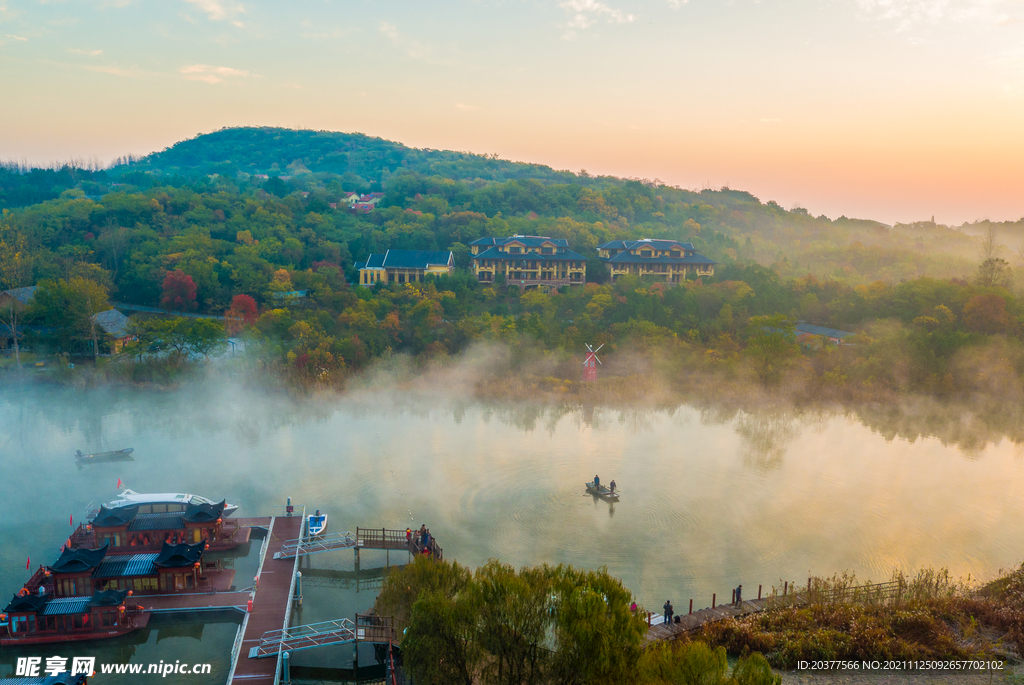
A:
[{"xmin": 1, "ymin": 382, "xmax": 1023, "ymax": 677}]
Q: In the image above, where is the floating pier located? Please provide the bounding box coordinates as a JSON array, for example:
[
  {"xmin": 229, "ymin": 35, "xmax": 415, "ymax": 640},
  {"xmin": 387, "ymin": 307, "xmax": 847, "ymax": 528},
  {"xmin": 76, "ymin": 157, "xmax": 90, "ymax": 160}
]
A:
[{"xmin": 227, "ymin": 511, "xmax": 304, "ymax": 684}]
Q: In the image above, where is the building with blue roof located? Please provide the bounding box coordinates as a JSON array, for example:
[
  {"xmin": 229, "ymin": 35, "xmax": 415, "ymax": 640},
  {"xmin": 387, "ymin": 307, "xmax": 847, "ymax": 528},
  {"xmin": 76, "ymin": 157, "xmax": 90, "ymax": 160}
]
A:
[
  {"xmin": 794, "ymin": 323, "xmax": 856, "ymax": 345},
  {"xmin": 596, "ymin": 238, "xmax": 716, "ymax": 282},
  {"xmin": 469, "ymin": 235, "xmax": 586, "ymax": 289},
  {"xmin": 356, "ymin": 249, "xmax": 454, "ymax": 286}
]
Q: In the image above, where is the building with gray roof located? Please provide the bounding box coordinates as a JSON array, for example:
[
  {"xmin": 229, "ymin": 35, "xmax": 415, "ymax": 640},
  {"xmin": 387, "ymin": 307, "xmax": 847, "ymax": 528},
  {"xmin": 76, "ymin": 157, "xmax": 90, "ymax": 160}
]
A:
[
  {"xmin": 356, "ymin": 249, "xmax": 454, "ymax": 286},
  {"xmin": 597, "ymin": 238, "xmax": 716, "ymax": 282}
]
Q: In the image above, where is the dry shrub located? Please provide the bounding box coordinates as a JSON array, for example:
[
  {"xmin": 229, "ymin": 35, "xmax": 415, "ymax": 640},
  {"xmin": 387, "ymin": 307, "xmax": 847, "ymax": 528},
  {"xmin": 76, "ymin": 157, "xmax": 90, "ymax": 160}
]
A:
[{"xmin": 685, "ymin": 564, "xmax": 1024, "ymax": 669}]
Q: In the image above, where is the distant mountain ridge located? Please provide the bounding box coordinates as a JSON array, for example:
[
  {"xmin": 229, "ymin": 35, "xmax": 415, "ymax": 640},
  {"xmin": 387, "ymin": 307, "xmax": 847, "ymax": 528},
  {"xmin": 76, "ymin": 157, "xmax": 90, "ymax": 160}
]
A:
[{"xmin": 111, "ymin": 126, "xmax": 604, "ymax": 188}]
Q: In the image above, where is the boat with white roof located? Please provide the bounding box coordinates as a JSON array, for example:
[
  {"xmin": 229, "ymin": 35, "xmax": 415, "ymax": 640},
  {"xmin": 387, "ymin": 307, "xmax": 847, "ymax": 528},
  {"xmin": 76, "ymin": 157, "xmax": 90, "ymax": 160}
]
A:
[{"xmin": 88, "ymin": 489, "xmax": 239, "ymax": 518}]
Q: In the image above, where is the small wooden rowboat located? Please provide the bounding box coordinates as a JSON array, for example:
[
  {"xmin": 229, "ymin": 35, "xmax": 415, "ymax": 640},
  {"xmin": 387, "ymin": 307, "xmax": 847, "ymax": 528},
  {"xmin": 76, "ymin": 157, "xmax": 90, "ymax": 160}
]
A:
[
  {"xmin": 585, "ymin": 481, "xmax": 620, "ymax": 501},
  {"xmin": 308, "ymin": 510, "xmax": 328, "ymax": 536},
  {"xmin": 75, "ymin": 448, "xmax": 135, "ymax": 463}
]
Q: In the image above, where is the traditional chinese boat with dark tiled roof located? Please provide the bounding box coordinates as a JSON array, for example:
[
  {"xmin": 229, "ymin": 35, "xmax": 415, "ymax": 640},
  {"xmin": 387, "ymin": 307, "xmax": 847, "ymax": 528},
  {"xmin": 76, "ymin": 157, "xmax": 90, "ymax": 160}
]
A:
[
  {"xmin": 22, "ymin": 540, "xmax": 235, "ymax": 600},
  {"xmin": 0, "ymin": 588, "xmax": 149, "ymax": 646},
  {"xmin": 69, "ymin": 500, "xmax": 250, "ymax": 553}
]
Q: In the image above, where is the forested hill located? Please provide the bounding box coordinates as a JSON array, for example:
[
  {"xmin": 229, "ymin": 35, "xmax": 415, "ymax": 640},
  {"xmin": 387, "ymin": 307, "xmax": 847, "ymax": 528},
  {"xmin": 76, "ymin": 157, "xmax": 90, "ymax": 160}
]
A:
[{"xmin": 110, "ymin": 127, "xmax": 609, "ymax": 188}]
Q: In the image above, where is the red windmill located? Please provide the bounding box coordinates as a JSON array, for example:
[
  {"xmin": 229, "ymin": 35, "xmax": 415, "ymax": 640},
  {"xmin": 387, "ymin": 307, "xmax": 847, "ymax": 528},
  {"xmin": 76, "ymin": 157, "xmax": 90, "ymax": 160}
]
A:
[{"xmin": 582, "ymin": 343, "xmax": 603, "ymax": 382}]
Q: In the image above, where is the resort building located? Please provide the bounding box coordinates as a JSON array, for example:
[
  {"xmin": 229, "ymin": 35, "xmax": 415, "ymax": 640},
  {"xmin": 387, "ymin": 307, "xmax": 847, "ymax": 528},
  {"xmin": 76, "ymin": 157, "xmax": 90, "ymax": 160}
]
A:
[
  {"xmin": 794, "ymin": 323, "xmax": 856, "ymax": 346},
  {"xmin": 469, "ymin": 235, "xmax": 587, "ymax": 289},
  {"xmin": 91, "ymin": 309, "xmax": 136, "ymax": 354},
  {"xmin": 0, "ymin": 286, "xmax": 37, "ymax": 350},
  {"xmin": 356, "ymin": 250, "xmax": 454, "ymax": 286},
  {"xmin": 596, "ymin": 239, "xmax": 716, "ymax": 282}
]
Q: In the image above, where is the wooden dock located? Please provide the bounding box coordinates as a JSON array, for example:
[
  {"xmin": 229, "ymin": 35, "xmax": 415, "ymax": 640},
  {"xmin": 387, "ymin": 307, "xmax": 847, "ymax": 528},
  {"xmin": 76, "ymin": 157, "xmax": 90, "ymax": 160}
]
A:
[
  {"xmin": 356, "ymin": 527, "xmax": 443, "ymax": 561},
  {"xmin": 228, "ymin": 513, "xmax": 304, "ymax": 684}
]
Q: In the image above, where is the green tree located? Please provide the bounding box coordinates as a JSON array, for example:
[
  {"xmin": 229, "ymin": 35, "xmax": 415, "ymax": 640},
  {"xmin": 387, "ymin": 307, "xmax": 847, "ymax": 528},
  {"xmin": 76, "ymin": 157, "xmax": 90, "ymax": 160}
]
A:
[
  {"xmin": 186, "ymin": 318, "xmax": 227, "ymax": 360},
  {"xmin": 0, "ymin": 229, "xmax": 33, "ymax": 368},
  {"xmin": 29, "ymin": 278, "xmax": 111, "ymax": 357},
  {"xmin": 744, "ymin": 314, "xmax": 798, "ymax": 385},
  {"xmin": 974, "ymin": 257, "xmax": 1012, "ymax": 289},
  {"xmin": 72, "ymin": 277, "xmax": 112, "ymax": 359}
]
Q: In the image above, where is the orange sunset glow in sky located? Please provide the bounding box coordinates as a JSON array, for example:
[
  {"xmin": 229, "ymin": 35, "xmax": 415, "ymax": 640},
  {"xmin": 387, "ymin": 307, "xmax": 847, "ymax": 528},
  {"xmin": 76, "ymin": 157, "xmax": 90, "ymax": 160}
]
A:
[{"xmin": 1, "ymin": 0, "xmax": 1022, "ymax": 224}]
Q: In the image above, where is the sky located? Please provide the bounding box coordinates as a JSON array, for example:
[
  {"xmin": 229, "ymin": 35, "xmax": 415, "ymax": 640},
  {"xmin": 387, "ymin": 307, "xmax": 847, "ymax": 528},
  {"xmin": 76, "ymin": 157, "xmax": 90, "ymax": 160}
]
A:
[{"xmin": 0, "ymin": 0, "xmax": 1022, "ymax": 225}]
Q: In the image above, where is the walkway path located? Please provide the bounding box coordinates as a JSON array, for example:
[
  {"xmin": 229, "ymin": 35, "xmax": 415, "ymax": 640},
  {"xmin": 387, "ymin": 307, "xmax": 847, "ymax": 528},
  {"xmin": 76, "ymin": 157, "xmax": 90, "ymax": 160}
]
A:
[
  {"xmin": 645, "ymin": 594, "xmax": 808, "ymax": 645},
  {"xmin": 228, "ymin": 513, "xmax": 304, "ymax": 684},
  {"xmin": 113, "ymin": 302, "xmax": 225, "ymax": 320}
]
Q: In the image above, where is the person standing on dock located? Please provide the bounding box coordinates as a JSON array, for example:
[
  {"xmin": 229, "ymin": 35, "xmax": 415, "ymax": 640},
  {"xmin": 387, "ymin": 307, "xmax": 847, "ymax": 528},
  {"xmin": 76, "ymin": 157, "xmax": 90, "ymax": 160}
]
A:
[
  {"xmin": 406, "ymin": 528, "xmax": 412, "ymax": 545},
  {"xmin": 734, "ymin": 584, "xmax": 743, "ymax": 608},
  {"xmin": 663, "ymin": 600, "xmax": 673, "ymax": 626}
]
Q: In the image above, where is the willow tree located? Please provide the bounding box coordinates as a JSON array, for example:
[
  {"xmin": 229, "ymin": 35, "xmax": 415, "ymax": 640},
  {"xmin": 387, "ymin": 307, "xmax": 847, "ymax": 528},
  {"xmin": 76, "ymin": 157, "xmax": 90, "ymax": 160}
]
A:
[
  {"xmin": 402, "ymin": 590, "xmax": 483, "ymax": 685},
  {"xmin": 547, "ymin": 565, "xmax": 648, "ymax": 685},
  {"xmin": 473, "ymin": 561, "xmax": 552, "ymax": 685}
]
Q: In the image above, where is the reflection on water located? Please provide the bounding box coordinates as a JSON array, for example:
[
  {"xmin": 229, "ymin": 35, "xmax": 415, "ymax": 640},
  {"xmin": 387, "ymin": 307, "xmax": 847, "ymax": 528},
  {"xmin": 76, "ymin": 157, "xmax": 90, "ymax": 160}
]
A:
[{"xmin": 2, "ymin": 383, "xmax": 1024, "ymax": 679}]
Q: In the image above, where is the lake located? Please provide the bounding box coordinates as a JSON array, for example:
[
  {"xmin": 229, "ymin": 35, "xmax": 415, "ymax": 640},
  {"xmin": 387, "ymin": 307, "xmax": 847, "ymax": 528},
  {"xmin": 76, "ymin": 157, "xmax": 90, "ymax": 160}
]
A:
[{"xmin": 1, "ymin": 382, "xmax": 1022, "ymax": 681}]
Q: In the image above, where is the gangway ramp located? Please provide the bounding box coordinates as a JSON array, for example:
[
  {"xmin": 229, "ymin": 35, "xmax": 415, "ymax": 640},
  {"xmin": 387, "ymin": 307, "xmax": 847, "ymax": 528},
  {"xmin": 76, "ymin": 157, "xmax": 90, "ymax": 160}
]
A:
[
  {"xmin": 273, "ymin": 531, "xmax": 356, "ymax": 560},
  {"xmin": 248, "ymin": 615, "xmax": 398, "ymax": 658}
]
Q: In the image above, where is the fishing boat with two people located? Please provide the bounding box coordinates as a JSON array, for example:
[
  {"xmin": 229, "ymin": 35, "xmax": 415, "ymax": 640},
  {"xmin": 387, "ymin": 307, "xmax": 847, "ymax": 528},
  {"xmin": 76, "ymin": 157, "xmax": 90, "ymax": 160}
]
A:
[{"xmin": 585, "ymin": 475, "xmax": 620, "ymax": 501}]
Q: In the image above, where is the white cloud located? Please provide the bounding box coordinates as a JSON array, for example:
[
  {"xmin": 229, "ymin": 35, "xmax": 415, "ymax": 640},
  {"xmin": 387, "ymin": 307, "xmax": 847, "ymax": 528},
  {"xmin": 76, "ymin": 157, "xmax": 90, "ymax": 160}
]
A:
[
  {"xmin": 183, "ymin": 0, "xmax": 244, "ymax": 22},
  {"xmin": 855, "ymin": 0, "xmax": 1018, "ymax": 29},
  {"xmin": 379, "ymin": 22, "xmax": 451, "ymax": 63},
  {"xmin": 68, "ymin": 47, "xmax": 103, "ymax": 56},
  {"xmin": 560, "ymin": 0, "xmax": 635, "ymax": 39},
  {"xmin": 991, "ymin": 45, "xmax": 1024, "ymax": 96},
  {"xmin": 454, "ymin": 102, "xmax": 479, "ymax": 111},
  {"xmin": 179, "ymin": 63, "xmax": 251, "ymax": 84},
  {"xmin": 666, "ymin": 0, "xmax": 689, "ymax": 7},
  {"xmin": 4, "ymin": 33, "xmax": 26, "ymax": 40},
  {"xmin": 83, "ymin": 64, "xmax": 139, "ymax": 77}
]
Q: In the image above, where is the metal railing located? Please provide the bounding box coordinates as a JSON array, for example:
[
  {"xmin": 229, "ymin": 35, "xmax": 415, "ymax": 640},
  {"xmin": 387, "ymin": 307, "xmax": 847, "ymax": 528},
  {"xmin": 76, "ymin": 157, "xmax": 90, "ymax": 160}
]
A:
[{"xmin": 273, "ymin": 531, "xmax": 356, "ymax": 560}]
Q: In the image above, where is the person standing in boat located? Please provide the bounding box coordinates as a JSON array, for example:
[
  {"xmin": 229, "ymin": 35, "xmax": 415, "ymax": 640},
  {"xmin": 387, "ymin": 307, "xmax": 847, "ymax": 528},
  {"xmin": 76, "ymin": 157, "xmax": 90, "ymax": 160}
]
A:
[
  {"xmin": 609, "ymin": 480, "xmax": 616, "ymax": 494},
  {"xmin": 593, "ymin": 475, "xmax": 600, "ymax": 489}
]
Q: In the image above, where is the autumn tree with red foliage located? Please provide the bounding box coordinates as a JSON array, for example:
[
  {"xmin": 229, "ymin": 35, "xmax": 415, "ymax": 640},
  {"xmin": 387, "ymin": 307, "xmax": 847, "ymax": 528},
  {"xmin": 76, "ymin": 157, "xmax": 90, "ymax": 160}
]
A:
[
  {"xmin": 225, "ymin": 294, "xmax": 258, "ymax": 335},
  {"xmin": 161, "ymin": 269, "xmax": 198, "ymax": 312},
  {"xmin": 963, "ymin": 294, "xmax": 1008, "ymax": 334}
]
